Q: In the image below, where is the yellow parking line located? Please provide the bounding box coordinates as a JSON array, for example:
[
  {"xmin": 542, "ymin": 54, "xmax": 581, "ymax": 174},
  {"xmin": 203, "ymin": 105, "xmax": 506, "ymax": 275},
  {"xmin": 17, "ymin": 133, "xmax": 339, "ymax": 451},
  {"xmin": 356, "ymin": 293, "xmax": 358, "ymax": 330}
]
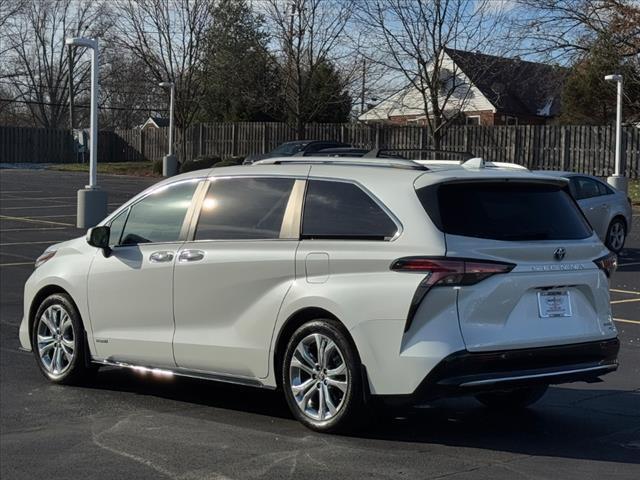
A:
[
  {"xmin": 610, "ymin": 288, "xmax": 640, "ymax": 295},
  {"xmin": 0, "ymin": 262, "xmax": 33, "ymax": 267},
  {"xmin": 611, "ymin": 298, "xmax": 640, "ymax": 304},
  {"xmin": 614, "ymin": 318, "xmax": 640, "ymax": 325},
  {"xmin": 0, "ymin": 215, "xmax": 74, "ymax": 227}
]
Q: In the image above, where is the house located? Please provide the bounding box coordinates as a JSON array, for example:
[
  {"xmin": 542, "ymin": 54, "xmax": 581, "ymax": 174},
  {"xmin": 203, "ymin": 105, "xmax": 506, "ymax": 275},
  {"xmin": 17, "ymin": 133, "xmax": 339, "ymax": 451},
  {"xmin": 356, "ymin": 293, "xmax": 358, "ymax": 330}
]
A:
[
  {"xmin": 140, "ymin": 116, "xmax": 170, "ymax": 130},
  {"xmin": 359, "ymin": 48, "xmax": 567, "ymax": 126}
]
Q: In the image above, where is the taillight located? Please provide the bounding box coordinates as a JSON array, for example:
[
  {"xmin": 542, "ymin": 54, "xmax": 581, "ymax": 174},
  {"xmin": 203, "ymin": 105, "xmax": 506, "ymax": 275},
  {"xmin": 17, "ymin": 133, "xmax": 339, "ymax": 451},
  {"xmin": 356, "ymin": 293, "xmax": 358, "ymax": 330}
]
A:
[
  {"xmin": 594, "ymin": 252, "xmax": 617, "ymax": 278},
  {"xmin": 391, "ymin": 257, "xmax": 514, "ymax": 286},
  {"xmin": 391, "ymin": 257, "xmax": 515, "ymax": 332}
]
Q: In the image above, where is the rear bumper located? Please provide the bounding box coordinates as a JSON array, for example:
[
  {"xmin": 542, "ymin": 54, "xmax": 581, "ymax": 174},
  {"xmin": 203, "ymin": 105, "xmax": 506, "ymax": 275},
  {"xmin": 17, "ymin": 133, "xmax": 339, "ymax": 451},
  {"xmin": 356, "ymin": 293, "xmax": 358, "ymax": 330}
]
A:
[{"xmin": 376, "ymin": 338, "xmax": 619, "ymax": 406}]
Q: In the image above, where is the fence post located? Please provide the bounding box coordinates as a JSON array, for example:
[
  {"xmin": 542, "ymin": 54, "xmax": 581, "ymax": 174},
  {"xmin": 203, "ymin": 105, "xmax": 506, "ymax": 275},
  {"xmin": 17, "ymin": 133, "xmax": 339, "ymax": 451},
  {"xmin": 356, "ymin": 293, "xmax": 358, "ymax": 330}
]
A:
[
  {"xmin": 231, "ymin": 123, "xmax": 237, "ymax": 157},
  {"xmin": 375, "ymin": 124, "xmax": 380, "ymax": 149},
  {"xmin": 262, "ymin": 123, "xmax": 268, "ymax": 153},
  {"xmin": 199, "ymin": 123, "xmax": 204, "ymax": 157},
  {"xmin": 140, "ymin": 129, "xmax": 146, "ymax": 161},
  {"xmin": 560, "ymin": 126, "xmax": 569, "ymax": 171}
]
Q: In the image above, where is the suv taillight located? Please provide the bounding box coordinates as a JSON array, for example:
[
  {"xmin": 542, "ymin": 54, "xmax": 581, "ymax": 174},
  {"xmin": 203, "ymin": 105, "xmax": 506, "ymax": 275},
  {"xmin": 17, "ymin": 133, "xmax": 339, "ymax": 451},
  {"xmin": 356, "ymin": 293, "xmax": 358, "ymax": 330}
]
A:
[
  {"xmin": 391, "ymin": 257, "xmax": 515, "ymax": 286},
  {"xmin": 391, "ymin": 257, "xmax": 515, "ymax": 332},
  {"xmin": 594, "ymin": 252, "xmax": 617, "ymax": 278}
]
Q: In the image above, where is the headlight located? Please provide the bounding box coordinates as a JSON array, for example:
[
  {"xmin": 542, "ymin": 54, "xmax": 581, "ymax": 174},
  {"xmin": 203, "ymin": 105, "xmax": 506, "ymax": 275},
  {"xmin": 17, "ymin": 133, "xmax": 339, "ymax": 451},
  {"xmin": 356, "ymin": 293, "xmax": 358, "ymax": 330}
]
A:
[{"xmin": 34, "ymin": 250, "xmax": 57, "ymax": 268}]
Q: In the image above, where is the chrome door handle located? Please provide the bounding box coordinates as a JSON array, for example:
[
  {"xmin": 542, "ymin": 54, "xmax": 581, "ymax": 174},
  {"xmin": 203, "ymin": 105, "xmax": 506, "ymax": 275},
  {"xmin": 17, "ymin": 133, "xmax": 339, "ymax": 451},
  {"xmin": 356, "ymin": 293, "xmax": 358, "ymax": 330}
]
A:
[
  {"xmin": 149, "ymin": 251, "xmax": 174, "ymax": 263},
  {"xmin": 178, "ymin": 249, "xmax": 205, "ymax": 262}
]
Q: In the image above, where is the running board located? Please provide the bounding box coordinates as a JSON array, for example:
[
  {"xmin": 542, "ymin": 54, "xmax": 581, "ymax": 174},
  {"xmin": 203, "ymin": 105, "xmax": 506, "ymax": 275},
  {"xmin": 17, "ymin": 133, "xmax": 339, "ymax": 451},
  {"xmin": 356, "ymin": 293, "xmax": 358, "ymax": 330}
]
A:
[{"xmin": 93, "ymin": 359, "xmax": 274, "ymax": 389}]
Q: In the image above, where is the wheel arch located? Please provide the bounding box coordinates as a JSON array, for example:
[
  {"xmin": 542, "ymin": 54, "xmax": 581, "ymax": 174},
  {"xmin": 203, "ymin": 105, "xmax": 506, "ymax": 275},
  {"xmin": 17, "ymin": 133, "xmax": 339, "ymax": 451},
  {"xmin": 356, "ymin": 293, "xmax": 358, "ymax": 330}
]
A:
[
  {"xmin": 272, "ymin": 307, "xmax": 360, "ymax": 389},
  {"xmin": 29, "ymin": 285, "xmax": 81, "ymax": 346}
]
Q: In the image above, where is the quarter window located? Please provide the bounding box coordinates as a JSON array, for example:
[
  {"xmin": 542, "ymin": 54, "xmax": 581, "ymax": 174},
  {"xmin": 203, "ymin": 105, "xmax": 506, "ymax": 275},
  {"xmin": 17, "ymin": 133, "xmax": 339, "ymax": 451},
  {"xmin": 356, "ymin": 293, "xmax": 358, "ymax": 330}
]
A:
[
  {"xmin": 108, "ymin": 208, "xmax": 128, "ymax": 246},
  {"xmin": 573, "ymin": 177, "xmax": 604, "ymax": 200},
  {"xmin": 120, "ymin": 181, "xmax": 198, "ymax": 245},
  {"xmin": 302, "ymin": 180, "xmax": 398, "ymax": 240},
  {"xmin": 195, "ymin": 177, "xmax": 295, "ymax": 240}
]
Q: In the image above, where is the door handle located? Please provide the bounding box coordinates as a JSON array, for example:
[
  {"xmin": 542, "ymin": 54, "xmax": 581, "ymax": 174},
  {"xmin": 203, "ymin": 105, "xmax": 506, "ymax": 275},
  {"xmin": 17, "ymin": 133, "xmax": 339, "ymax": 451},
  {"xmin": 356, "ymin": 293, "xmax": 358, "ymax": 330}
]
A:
[
  {"xmin": 149, "ymin": 251, "xmax": 174, "ymax": 263},
  {"xmin": 178, "ymin": 249, "xmax": 205, "ymax": 262}
]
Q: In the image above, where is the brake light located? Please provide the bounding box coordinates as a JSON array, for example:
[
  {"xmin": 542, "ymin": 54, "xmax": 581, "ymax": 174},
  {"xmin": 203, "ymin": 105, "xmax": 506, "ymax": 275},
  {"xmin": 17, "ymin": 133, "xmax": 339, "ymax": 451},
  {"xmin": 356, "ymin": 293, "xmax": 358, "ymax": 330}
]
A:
[
  {"xmin": 391, "ymin": 257, "xmax": 515, "ymax": 287},
  {"xmin": 594, "ymin": 252, "xmax": 617, "ymax": 278},
  {"xmin": 392, "ymin": 257, "xmax": 515, "ymax": 332}
]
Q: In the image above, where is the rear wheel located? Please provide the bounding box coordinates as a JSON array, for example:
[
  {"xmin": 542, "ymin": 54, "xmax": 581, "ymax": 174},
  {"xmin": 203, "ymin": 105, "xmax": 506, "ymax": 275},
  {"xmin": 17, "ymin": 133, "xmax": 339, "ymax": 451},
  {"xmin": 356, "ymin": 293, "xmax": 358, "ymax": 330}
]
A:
[
  {"xmin": 605, "ymin": 217, "xmax": 626, "ymax": 253},
  {"xmin": 32, "ymin": 293, "xmax": 95, "ymax": 384},
  {"xmin": 282, "ymin": 319, "xmax": 365, "ymax": 432},
  {"xmin": 475, "ymin": 385, "xmax": 548, "ymax": 409}
]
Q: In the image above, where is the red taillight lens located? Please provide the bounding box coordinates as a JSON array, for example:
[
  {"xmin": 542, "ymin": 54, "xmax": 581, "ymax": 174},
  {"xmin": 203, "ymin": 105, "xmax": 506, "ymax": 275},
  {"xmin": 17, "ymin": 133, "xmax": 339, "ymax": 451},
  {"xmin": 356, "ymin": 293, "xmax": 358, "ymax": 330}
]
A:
[
  {"xmin": 594, "ymin": 252, "xmax": 617, "ymax": 278},
  {"xmin": 391, "ymin": 257, "xmax": 514, "ymax": 287}
]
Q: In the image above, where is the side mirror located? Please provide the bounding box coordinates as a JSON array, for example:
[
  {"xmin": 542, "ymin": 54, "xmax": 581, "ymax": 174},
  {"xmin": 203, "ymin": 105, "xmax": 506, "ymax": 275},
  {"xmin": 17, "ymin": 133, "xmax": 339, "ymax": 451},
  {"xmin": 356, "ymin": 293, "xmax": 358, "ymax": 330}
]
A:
[{"xmin": 87, "ymin": 225, "xmax": 111, "ymax": 256}]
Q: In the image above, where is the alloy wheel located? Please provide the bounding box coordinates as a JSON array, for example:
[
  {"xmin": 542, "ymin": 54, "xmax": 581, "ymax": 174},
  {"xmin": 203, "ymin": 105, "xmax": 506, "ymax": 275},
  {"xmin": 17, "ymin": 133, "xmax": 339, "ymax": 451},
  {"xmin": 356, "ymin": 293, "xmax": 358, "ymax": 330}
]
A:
[
  {"xmin": 37, "ymin": 304, "xmax": 75, "ymax": 377},
  {"xmin": 608, "ymin": 221, "xmax": 625, "ymax": 252},
  {"xmin": 289, "ymin": 333, "xmax": 349, "ymax": 422}
]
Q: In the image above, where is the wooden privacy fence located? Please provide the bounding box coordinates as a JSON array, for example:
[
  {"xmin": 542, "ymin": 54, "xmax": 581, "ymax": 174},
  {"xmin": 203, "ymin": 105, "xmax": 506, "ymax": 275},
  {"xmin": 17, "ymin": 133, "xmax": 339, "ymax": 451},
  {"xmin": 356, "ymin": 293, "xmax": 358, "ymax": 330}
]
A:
[{"xmin": 1, "ymin": 123, "xmax": 639, "ymax": 177}]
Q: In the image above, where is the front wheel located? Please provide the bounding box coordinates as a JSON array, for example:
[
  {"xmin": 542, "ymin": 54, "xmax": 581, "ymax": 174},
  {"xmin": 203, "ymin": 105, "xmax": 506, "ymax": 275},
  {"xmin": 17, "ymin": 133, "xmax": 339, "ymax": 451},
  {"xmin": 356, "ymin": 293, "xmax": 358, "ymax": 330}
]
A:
[
  {"xmin": 605, "ymin": 218, "xmax": 626, "ymax": 253},
  {"xmin": 32, "ymin": 293, "xmax": 94, "ymax": 384},
  {"xmin": 475, "ymin": 385, "xmax": 548, "ymax": 409},
  {"xmin": 282, "ymin": 319, "xmax": 365, "ymax": 432}
]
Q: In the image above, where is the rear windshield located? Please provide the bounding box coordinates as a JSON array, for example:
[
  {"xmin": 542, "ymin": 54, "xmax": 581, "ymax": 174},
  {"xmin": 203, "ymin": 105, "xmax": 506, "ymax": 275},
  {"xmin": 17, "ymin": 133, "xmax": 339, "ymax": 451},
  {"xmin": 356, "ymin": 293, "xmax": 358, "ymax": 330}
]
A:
[{"xmin": 417, "ymin": 182, "xmax": 592, "ymax": 241}]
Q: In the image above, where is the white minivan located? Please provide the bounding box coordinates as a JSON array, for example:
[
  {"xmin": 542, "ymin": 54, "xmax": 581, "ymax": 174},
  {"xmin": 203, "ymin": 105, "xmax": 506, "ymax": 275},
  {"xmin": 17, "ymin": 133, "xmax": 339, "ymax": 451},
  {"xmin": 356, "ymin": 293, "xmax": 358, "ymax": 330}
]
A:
[{"xmin": 20, "ymin": 157, "xmax": 619, "ymax": 432}]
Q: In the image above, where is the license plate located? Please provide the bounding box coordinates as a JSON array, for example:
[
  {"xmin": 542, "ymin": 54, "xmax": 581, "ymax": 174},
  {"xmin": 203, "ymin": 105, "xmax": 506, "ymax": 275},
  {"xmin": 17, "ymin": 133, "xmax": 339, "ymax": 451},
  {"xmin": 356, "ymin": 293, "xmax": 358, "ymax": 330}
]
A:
[{"xmin": 537, "ymin": 290, "xmax": 572, "ymax": 318}]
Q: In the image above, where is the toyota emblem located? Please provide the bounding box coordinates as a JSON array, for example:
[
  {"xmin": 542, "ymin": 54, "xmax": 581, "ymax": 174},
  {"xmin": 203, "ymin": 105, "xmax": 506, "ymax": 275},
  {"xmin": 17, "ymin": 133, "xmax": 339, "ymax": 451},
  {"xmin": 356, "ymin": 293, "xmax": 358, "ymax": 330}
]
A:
[{"xmin": 554, "ymin": 247, "xmax": 566, "ymax": 261}]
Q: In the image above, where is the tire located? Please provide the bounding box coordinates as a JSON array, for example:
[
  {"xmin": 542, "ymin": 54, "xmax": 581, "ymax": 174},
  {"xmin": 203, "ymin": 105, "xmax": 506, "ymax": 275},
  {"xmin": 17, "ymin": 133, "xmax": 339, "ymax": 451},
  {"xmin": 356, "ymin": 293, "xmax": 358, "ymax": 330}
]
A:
[
  {"xmin": 605, "ymin": 217, "xmax": 626, "ymax": 253},
  {"xmin": 282, "ymin": 319, "xmax": 365, "ymax": 432},
  {"xmin": 475, "ymin": 385, "xmax": 548, "ymax": 409},
  {"xmin": 31, "ymin": 293, "xmax": 95, "ymax": 385}
]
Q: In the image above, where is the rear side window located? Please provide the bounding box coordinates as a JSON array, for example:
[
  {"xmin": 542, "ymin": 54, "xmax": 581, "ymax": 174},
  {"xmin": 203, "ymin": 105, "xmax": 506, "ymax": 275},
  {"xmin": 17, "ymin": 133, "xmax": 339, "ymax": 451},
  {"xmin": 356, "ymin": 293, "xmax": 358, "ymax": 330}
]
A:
[
  {"xmin": 417, "ymin": 182, "xmax": 592, "ymax": 241},
  {"xmin": 195, "ymin": 177, "xmax": 295, "ymax": 240},
  {"xmin": 302, "ymin": 180, "xmax": 398, "ymax": 240}
]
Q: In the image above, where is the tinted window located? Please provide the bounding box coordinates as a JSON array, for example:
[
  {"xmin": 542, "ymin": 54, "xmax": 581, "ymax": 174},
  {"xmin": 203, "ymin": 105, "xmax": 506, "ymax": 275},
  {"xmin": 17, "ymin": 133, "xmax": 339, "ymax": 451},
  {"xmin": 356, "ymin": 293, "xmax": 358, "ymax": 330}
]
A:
[
  {"xmin": 108, "ymin": 208, "xmax": 128, "ymax": 246},
  {"xmin": 302, "ymin": 180, "xmax": 398, "ymax": 240},
  {"xmin": 573, "ymin": 177, "xmax": 603, "ymax": 200},
  {"xmin": 417, "ymin": 182, "xmax": 592, "ymax": 241},
  {"xmin": 120, "ymin": 181, "xmax": 197, "ymax": 245},
  {"xmin": 195, "ymin": 177, "xmax": 295, "ymax": 240}
]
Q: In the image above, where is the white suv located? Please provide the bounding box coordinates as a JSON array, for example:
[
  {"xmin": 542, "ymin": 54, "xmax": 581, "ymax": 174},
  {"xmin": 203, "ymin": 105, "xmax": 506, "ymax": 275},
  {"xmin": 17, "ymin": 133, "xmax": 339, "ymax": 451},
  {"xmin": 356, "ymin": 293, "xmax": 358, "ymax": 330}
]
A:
[{"xmin": 19, "ymin": 157, "xmax": 620, "ymax": 432}]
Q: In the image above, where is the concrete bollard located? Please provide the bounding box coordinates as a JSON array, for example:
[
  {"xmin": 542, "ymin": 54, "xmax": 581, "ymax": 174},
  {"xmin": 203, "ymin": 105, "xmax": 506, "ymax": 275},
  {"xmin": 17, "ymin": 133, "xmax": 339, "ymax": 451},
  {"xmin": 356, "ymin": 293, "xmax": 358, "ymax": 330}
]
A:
[
  {"xmin": 607, "ymin": 175, "xmax": 628, "ymax": 194},
  {"xmin": 77, "ymin": 187, "xmax": 108, "ymax": 229},
  {"xmin": 163, "ymin": 154, "xmax": 179, "ymax": 177}
]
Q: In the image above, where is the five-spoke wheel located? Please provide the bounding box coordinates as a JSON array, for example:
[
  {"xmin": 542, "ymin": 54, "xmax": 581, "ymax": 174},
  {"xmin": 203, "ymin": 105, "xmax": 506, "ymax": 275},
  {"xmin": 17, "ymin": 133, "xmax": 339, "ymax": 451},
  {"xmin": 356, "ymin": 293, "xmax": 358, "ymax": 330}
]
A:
[{"xmin": 605, "ymin": 218, "xmax": 626, "ymax": 253}]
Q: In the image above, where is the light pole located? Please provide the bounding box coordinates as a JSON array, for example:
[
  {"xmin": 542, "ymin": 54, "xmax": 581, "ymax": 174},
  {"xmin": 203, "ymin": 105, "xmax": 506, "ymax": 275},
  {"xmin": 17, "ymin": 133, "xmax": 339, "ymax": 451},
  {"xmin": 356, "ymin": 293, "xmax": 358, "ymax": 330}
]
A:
[
  {"xmin": 65, "ymin": 36, "xmax": 107, "ymax": 228},
  {"xmin": 604, "ymin": 74, "xmax": 627, "ymax": 194},
  {"xmin": 159, "ymin": 81, "xmax": 178, "ymax": 176}
]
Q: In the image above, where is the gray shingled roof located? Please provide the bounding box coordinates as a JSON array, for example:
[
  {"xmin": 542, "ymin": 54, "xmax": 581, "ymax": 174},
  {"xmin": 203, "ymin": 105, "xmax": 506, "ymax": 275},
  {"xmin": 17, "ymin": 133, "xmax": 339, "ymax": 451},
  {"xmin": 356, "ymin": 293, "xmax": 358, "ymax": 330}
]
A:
[{"xmin": 445, "ymin": 48, "xmax": 568, "ymax": 117}]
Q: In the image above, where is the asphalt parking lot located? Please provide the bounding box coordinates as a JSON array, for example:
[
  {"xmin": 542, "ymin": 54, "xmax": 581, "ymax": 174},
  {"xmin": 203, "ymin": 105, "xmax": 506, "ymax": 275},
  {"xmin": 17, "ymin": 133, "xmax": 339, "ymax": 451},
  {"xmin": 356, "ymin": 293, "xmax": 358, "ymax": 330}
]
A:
[{"xmin": 1, "ymin": 168, "xmax": 639, "ymax": 480}]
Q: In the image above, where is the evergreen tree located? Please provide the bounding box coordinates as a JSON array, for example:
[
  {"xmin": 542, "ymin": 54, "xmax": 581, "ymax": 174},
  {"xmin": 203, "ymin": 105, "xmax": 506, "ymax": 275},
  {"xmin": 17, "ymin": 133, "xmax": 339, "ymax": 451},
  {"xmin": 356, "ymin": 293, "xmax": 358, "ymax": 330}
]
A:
[
  {"xmin": 200, "ymin": 0, "xmax": 281, "ymax": 122},
  {"xmin": 560, "ymin": 35, "xmax": 640, "ymax": 125}
]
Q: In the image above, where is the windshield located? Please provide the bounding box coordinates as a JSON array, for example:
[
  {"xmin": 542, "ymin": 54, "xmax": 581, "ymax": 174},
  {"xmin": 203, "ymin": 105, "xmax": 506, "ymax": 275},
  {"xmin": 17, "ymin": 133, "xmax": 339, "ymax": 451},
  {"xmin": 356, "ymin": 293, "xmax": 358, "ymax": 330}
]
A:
[{"xmin": 272, "ymin": 142, "xmax": 308, "ymax": 155}]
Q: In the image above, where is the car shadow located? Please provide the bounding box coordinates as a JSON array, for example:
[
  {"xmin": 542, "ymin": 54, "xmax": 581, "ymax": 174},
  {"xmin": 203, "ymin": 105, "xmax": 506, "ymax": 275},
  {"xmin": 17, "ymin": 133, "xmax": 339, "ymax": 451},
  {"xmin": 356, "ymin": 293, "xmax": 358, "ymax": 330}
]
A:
[{"xmin": 84, "ymin": 367, "xmax": 640, "ymax": 465}]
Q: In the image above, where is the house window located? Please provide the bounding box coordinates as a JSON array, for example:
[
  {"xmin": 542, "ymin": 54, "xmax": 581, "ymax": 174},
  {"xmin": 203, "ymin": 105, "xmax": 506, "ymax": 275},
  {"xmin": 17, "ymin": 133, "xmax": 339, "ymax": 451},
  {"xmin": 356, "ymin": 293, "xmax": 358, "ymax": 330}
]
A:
[
  {"xmin": 466, "ymin": 115, "xmax": 481, "ymax": 126},
  {"xmin": 504, "ymin": 115, "xmax": 518, "ymax": 125}
]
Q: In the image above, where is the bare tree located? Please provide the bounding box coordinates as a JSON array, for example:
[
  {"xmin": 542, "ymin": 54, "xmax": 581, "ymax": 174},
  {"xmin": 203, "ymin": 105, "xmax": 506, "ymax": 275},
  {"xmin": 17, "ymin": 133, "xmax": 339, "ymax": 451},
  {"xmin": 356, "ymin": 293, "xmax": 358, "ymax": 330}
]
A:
[
  {"xmin": 265, "ymin": 0, "xmax": 354, "ymax": 138},
  {"xmin": 358, "ymin": 0, "xmax": 517, "ymax": 149},
  {"xmin": 516, "ymin": 0, "xmax": 640, "ymax": 61},
  {"xmin": 112, "ymin": 0, "xmax": 212, "ymax": 135},
  {"xmin": 1, "ymin": 0, "xmax": 110, "ymax": 128}
]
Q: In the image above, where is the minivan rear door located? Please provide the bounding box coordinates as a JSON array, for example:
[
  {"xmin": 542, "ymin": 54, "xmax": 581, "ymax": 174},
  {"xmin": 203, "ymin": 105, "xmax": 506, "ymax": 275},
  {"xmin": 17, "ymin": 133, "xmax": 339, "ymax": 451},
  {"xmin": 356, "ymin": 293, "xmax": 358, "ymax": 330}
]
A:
[{"xmin": 416, "ymin": 179, "xmax": 617, "ymax": 352}]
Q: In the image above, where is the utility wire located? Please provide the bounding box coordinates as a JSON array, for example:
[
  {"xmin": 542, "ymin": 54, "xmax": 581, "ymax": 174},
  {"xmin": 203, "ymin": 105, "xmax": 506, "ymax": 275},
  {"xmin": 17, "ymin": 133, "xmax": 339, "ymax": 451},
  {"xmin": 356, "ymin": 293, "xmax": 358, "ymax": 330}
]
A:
[{"xmin": 0, "ymin": 97, "xmax": 167, "ymax": 112}]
